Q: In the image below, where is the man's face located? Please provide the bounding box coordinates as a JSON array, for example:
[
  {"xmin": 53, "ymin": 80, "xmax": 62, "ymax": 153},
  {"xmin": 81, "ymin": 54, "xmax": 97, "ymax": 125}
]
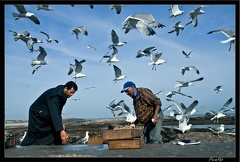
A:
[
  {"xmin": 124, "ymin": 86, "xmax": 134, "ymax": 97},
  {"xmin": 64, "ymin": 87, "xmax": 76, "ymax": 98}
]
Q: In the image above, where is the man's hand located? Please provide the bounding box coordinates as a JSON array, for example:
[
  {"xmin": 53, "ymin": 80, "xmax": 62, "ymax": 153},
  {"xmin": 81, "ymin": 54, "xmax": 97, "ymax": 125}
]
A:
[
  {"xmin": 130, "ymin": 123, "xmax": 136, "ymax": 128},
  {"xmin": 60, "ymin": 130, "xmax": 69, "ymax": 144}
]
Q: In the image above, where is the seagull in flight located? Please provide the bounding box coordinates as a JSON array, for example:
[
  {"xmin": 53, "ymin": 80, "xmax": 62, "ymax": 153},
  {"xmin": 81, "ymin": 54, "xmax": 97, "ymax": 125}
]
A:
[
  {"xmin": 68, "ymin": 59, "xmax": 87, "ymax": 80},
  {"xmin": 40, "ymin": 31, "xmax": 58, "ymax": 43},
  {"xmin": 182, "ymin": 50, "xmax": 193, "ymax": 58},
  {"xmin": 12, "ymin": 4, "xmax": 40, "ymax": 25},
  {"xmin": 166, "ymin": 98, "xmax": 198, "ymax": 122},
  {"xmin": 201, "ymin": 97, "xmax": 233, "ymax": 123},
  {"xmin": 70, "ymin": 26, "xmax": 88, "ymax": 40},
  {"xmin": 154, "ymin": 90, "xmax": 164, "ymax": 95},
  {"xmin": 87, "ymin": 45, "xmax": 97, "ymax": 51},
  {"xmin": 109, "ymin": 4, "xmax": 126, "ymax": 14},
  {"xmin": 84, "ymin": 87, "xmax": 96, "ymax": 90},
  {"xmin": 181, "ymin": 66, "xmax": 200, "ymax": 75},
  {"xmin": 169, "ymin": 5, "xmax": 184, "ymax": 19},
  {"xmin": 207, "ymin": 29, "xmax": 235, "ymax": 51},
  {"xmin": 31, "ymin": 46, "xmax": 50, "ymax": 67},
  {"xmin": 175, "ymin": 77, "xmax": 204, "ymax": 92},
  {"xmin": 103, "ymin": 46, "xmax": 121, "ymax": 66},
  {"xmin": 117, "ymin": 100, "xmax": 136, "ymax": 123},
  {"xmin": 208, "ymin": 124, "xmax": 225, "ymax": 139},
  {"xmin": 168, "ymin": 21, "xmax": 192, "ymax": 36},
  {"xmin": 148, "ymin": 52, "xmax": 167, "ymax": 71},
  {"xmin": 136, "ymin": 46, "xmax": 157, "ymax": 58},
  {"xmin": 188, "ymin": 5, "xmax": 208, "ymax": 27},
  {"xmin": 32, "ymin": 65, "xmax": 41, "ymax": 74},
  {"xmin": 175, "ymin": 117, "xmax": 193, "ymax": 134},
  {"xmin": 109, "ymin": 30, "xmax": 127, "ymax": 49},
  {"xmin": 36, "ymin": 4, "xmax": 54, "ymax": 11},
  {"xmin": 165, "ymin": 90, "xmax": 192, "ymax": 98},
  {"xmin": 72, "ymin": 98, "xmax": 81, "ymax": 101},
  {"xmin": 122, "ymin": 13, "xmax": 165, "ymax": 36},
  {"xmin": 113, "ymin": 65, "xmax": 127, "ymax": 84},
  {"xmin": 106, "ymin": 99, "xmax": 124, "ymax": 116},
  {"xmin": 214, "ymin": 85, "xmax": 223, "ymax": 94}
]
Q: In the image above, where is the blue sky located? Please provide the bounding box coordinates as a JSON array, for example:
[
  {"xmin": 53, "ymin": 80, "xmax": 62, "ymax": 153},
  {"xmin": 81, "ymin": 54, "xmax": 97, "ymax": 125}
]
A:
[{"xmin": 4, "ymin": 3, "xmax": 237, "ymax": 120}]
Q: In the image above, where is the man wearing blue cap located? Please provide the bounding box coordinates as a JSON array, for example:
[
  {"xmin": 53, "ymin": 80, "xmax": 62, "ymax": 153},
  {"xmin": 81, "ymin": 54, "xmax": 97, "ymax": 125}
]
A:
[{"xmin": 121, "ymin": 81, "xmax": 164, "ymax": 144}]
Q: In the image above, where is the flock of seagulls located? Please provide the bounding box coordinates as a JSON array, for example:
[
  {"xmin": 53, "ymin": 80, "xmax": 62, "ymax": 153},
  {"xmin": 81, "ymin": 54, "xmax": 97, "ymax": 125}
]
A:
[{"xmin": 7, "ymin": 4, "xmax": 235, "ymax": 141}]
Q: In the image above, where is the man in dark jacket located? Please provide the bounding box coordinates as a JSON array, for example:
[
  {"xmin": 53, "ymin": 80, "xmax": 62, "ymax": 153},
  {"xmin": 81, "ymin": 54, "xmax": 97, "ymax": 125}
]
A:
[
  {"xmin": 121, "ymin": 81, "xmax": 164, "ymax": 144},
  {"xmin": 21, "ymin": 81, "xmax": 78, "ymax": 146}
]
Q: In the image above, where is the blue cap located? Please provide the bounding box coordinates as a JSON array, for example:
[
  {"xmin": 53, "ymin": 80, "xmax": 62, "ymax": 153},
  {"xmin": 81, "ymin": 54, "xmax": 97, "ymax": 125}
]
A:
[{"xmin": 121, "ymin": 81, "xmax": 136, "ymax": 93}]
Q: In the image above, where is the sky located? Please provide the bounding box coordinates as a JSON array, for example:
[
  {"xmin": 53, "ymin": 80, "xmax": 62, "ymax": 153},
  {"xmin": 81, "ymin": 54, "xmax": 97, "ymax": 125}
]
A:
[{"xmin": 4, "ymin": 2, "xmax": 237, "ymax": 120}]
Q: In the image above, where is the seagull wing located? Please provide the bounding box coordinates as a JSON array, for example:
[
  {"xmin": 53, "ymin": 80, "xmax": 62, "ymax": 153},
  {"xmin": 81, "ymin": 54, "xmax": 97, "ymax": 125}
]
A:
[
  {"xmin": 113, "ymin": 65, "xmax": 122, "ymax": 77},
  {"xmin": 40, "ymin": 31, "xmax": 50, "ymax": 39},
  {"xmin": 37, "ymin": 46, "xmax": 47, "ymax": 60},
  {"xmin": 111, "ymin": 30, "xmax": 119, "ymax": 44},
  {"xmin": 219, "ymin": 97, "xmax": 233, "ymax": 112},
  {"xmin": 166, "ymin": 98, "xmax": 186, "ymax": 113},
  {"xmin": 201, "ymin": 106, "xmax": 216, "ymax": 115},
  {"xmin": 189, "ymin": 77, "xmax": 204, "ymax": 83},
  {"xmin": 189, "ymin": 66, "xmax": 200, "ymax": 74}
]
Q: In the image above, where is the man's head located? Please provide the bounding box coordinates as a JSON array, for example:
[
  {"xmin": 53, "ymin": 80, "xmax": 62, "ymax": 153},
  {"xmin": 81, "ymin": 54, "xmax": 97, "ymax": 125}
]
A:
[
  {"xmin": 121, "ymin": 81, "xmax": 136, "ymax": 97},
  {"xmin": 64, "ymin": 81, "xmax": 78, "ymax": 98}
]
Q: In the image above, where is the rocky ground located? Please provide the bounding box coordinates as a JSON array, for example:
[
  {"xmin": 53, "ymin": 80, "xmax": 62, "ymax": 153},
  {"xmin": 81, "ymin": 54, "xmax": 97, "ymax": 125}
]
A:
[{"xmin": 5, "ymin": 115, "xmax": 236, "ymax": 145}]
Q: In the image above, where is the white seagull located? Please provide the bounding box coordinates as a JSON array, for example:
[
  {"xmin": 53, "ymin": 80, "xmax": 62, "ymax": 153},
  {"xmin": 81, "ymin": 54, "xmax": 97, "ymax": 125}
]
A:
[
  {"xmin": 175, "ymin": 117, "xmax": 193, "ymax": 134},
  {"xmin": 148, "ymin": 52, "xmax": 166, "ymax": 71},
  {"xmin": 109, "ymin": 30, "xmax": 127, "ymax": 49},
  {"xmin": 166, "ymin": 98, "xmax": 198, "ymax": 122},
  {"xmin": 165, "ymin": 90, "xmax": 192, "ymax": 98},
  {"xmin": 68, "ymin": 59, "xmax": 87, "ymax": 80},
  {"xmin": 117, "ymin": 100, "xmax": 136, "ymax": 123},
  {"xmin": 175, "ymin": 77, "xmax": 204, "ymax": 92},
  {"xmin": 207, "ymin": 29, "xmax": 235, "ymax": 51},
  {"xmin": 36, "ymin": 4, "xmax": 54, "ymax": 11},
  {"xmin": 214, "ymin": 85, "xmax": 223, "ymax": 94},
  {"xmin": 181, "ymin": 66, "xmax": 200, "ymax": 75},
  {"xmin": 208, "ymin": 124, "xmax": 225, "ymax": 139},
  {"xmin": 188, "ymin": 5, "xmax": 208, "ymax": 27},
  {"xmin": 104, "ymin": 46, "xmax": 121, "ymax": 66},
  {"xmin": 76, "ymin": 131, "xmax": 89, "ymax": 144},
  {"xmin": 106, "ymin": 99, "xmax": 125, "ymax": 116},
  {"xmin": 31, "ymin": 46, "xmax": 50, "ymax": 67},
  {"xmin": 169, "ymin": 5, "xmax": 184, "ymax": 19},
  {"xmin": 87, "ymin": 45, "xmax": 97, "ymax": 51},
  {"xmin": 9, "ymin": 30, "xmax": 43, "ymax": 52},
  {"xmin": 113, "ymin": 65, "xmax": 127, "ymax": 84},
  {"xmin": 122, "ymin": 13, "xmax": 165, "ymax": 36},
  {"xmin": 8, "ymin": 30, "xmax": 31, "ymax": 41},
  {"xmin": 154, "ymin": 90, "xmax": 164, "ymax": 95},
  {"xmin": 40, "ymin": 31, "xmax": 59, "ymax": 43},
  {"xmin": 182, "ymin": 50, "xmax": 193, "ymax": 58},
  {"xmin": 12, "ymin": 4, "xmax": 40, "ymax": 25},
  {"xmin": 136, "ymin": 46, "xmax": 157, "ymax": 58},
  {"xmin": 168, "ymin": 21, "xmax": 192, "ymax": 36},
  {"xmin": 109, "ymin": 4, "xmax": 126, "ymax": 14},
  {"xmin": 201, "ymin": 97, "xmax": 233, "ymax": 123},
  {"xmin": 70, "ymin": 26, "xmax": 88, "ymax": 40}
]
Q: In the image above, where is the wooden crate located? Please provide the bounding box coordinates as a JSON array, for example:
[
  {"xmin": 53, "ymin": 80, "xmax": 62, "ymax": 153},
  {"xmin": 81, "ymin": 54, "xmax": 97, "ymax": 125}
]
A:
[
  {"xmin": 102, "ymin": 128, "xmax": 143, "ymax": 141},
  {"xmin": 108, "ymin": 137, "xmax": 144, "ymax": 149},
  {"xmin": 88, "ymin": 135, "xmax": 103, "ymax": 145}
]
